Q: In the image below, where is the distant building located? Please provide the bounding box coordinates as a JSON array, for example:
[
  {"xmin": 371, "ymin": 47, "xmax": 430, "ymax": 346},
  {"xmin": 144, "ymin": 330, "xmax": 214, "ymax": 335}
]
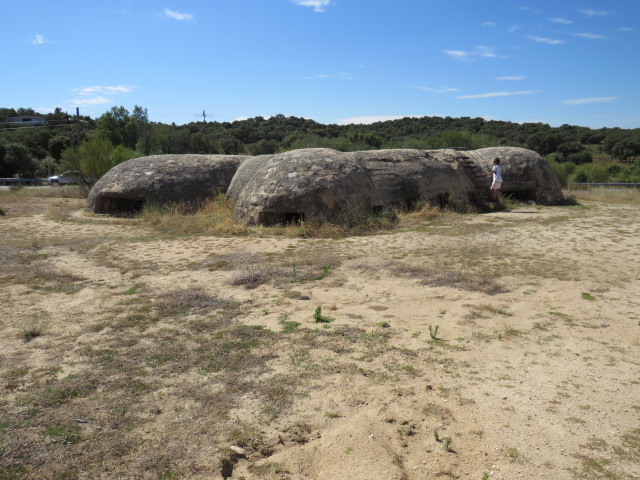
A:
[{"xmin": 8, "ymin": 116, "xmax": 46, "ymax": 126}]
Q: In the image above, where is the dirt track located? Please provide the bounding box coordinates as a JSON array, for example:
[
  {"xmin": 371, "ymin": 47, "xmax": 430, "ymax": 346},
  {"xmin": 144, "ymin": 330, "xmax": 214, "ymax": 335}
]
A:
[{"xmin": 1, "ymin": 194, "xmax": 638, "ymax": 479}]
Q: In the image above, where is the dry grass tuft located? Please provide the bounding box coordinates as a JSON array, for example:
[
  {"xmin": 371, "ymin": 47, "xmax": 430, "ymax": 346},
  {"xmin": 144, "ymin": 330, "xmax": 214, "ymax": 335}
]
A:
[
  {"xmin": 565, "ymin": 187, "xmax": 640, "ymax": 205},
  {"xmin": 154, "ymin": 287, "xmax": 234, "ymax": 317},
  {"xmin": 386, "ymin": 260, "xmax": 504, "ymax": 295}
]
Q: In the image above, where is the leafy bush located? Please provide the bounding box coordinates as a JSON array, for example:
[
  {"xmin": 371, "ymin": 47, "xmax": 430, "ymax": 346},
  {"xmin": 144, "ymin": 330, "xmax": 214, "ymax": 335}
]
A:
[
  {"xmin": 566, "ymin": 150, "xmax": 593, "ymax": 165},
  {"xmin": 546, "ymin": 157, "xmax": 576, "ymax": 187},
  {"xmin": 570, "ymin": 163, "xmax": 609, "ymax": 183}
]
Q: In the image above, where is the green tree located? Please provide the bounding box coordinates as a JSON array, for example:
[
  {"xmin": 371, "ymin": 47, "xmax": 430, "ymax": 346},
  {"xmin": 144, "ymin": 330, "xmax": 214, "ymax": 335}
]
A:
[
  {"xmin": 526, "ymin": 132, "xmax": 562, "ymax": 155},
  {"xmin": 61, "ymin": 136, "xmax": 114, "ymax": 180},
  {"xmin": 0, "ymin": 142, "xmax": 37, "ymax": 177},
  {"xmin": 48, "ymin": 135, "xmax": 71, "ymax": 161},
  {"xmin": 556, "ymin": 141, "xmax": 583, "ymax": 161},
  {"xmin": 96, "ymin": 105, "xmax": 148, "ymax": 150},
  {"xmin": 611, "ymin": 139, "xmax": 640, "ymax": 162}
]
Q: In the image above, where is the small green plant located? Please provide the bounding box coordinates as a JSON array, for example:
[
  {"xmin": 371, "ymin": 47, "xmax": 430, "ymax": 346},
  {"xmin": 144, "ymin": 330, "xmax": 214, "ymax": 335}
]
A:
[
  {"xmin": 376, "ymin": 321, "xmax": 390, "ymax": 328},
  {"xmin": 443, "ymin": 436, "xmax": 452, "ymax": 451},
  {"xmin": 507, "ymin": 447, "xmax": 520, "ymax": 460},
  {"xmin": 291, "ymin": 261, "xmax": 298, "ymax": 277},
  {"xmin": 429, "ymin": 324, "xmax": 440, "ymax": 340},
  {"xmin": 482, "ymin": 473, "xmax": 489, "ymax": 480},
  {"xmin": 14, "ymin": 317, "xmax": 49, "ymax": 342},
  {"xmin": 433, "ymin": 429, "xmax": 440, "ymax": 442},
  {"xmin": 313, "ymin": 306, "xmax": 333, "ymax": 323},
  {"xmin": 581, "ymin": 292, "xmax": 595, "ymax": 301},
  {"xmin": 321, "ymin": 265, "xmax": 330, "ymax": 276}
]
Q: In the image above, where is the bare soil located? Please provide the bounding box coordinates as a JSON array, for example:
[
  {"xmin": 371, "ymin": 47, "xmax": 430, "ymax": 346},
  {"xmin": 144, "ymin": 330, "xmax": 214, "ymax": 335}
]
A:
[{"xmin": 1, "ymin": 192, "xmax": 638, "ymax": 480}]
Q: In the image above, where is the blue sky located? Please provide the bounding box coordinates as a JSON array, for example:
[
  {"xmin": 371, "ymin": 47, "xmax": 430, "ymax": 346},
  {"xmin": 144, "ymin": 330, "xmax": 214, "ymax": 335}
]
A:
[{"xmin": 3, "ymin": 0, "xmax": 638, "ymax": 128}]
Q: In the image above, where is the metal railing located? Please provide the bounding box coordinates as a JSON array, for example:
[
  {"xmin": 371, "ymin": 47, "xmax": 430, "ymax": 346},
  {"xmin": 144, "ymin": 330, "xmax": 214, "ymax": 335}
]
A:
[{"xmin": 568, "ymin": 183, "xmax": 640, "ymax": 188}]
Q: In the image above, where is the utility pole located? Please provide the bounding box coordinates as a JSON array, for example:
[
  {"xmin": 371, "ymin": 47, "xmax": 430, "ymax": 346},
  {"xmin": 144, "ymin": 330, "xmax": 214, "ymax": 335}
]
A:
[{"xmin": 76, "ymin": 107, "xmax": 81, "ymax": 146}]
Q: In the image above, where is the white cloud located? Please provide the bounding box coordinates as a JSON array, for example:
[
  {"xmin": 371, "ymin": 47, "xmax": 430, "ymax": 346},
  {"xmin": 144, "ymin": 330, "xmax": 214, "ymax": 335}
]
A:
[
  {"xmin": 579, "ymin": 9, "xmax": 613, "ymax": 18},
  {"xmin": 443, "ymin": 46, "xmax": 502, "ymax": 61},
  {"xmin": 482, "ymin": 22, "xmax": 497, "ymax": 27},
  {"xmin": 72, "ymin": 85, "xmax": 136, "ymax": 96},
  {"xmin": 68, "ymin": 97, "xmax": 113, "ymax": 106},
  {"xmin": 163, "ymin": 8, "xmax": 193, "ymax": 21},
  {"xmin": 574, "ymin": 33, "xmax": 606, "ymax": 39},
  {"xmin": 561, "ymin": 97, "xmax": 619, "ymax": 105},
  {"xmin": 32, "ymin": 34, "xmax": 49, "ymax": 45},
  {"xmin": 337, "ymin": 115, "xmax": 423, "ymax": 125},
  {"xmin": 303, "ymin": 73, "xmax": 354, "ymax": 80},
  {"xmin": 508, "ymin": 25, "xmax": 521, "ymax": 33},
  {"xmin": 496, "ymin": 76, "xmax": 525, "ymax": 81},
  {"xmin": 527, "ymin": 35, "xmax": 564, "ymax": 45},
  {"xmin": 412, "ymin": 85, "xmax": 459, "ymax": 93},
  {"xmin": 549, "ymin": 17, "xmax": 572, "ymax": 24},
  {"xmin": 616, "ymin": 27, "xmax": 634, "ymax": 32},
  {"xmin": 457, "ymin": 90, "xmax": 539, "ymax": 99},
  {"xmin": 292, "ymin": 0, "xmax": 331, "ymax": 13}
]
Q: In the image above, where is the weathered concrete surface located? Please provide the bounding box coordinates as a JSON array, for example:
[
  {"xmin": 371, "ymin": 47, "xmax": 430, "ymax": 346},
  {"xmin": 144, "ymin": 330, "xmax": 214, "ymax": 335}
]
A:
[
  {"xmin": 226, "ymin": 154, "xmax": 274, "ymax": 202},
  {"xmin": 471, "ymin": 147, "xmax": 564, "ymax": 203},
  {"xmin": 232, "ymin": 148, "xmax": 378, "ymax": 224},
  {"xmin": 354, "ymin": 149, "xmax": 476, "ymax": 209},
  {"xmin": 87, "ymin": 147, "xmax": 564, "ymax": 220},
  {"xmin": 87, "ymin": 154, "xmax": 249, "ymax": 213}
]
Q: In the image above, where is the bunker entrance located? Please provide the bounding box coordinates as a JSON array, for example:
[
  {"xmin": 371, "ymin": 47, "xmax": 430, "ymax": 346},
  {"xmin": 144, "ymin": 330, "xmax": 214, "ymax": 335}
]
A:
[
  {"xmin": 99, "ymin": 196, "xmax": 145, "ymax": 214},
  {"xmin": 259, "ymin": 211, "xmax": 304, "ymax": 225},
  {"xmin": 504, "ymin": 190, "xmax": 537, "ymax": 201}
]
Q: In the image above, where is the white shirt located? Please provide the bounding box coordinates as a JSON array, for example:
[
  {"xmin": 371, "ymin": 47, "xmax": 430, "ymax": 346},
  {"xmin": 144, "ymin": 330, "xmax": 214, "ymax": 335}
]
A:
[{"xmin": 492, "ymin": 164, "xmax": 502, "ymax": 183}]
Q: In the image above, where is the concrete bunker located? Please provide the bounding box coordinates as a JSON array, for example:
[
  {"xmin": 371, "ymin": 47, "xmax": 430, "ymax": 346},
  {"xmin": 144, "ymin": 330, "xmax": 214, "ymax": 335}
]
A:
[
  {"xmin": 87, "ymin": 147, "xmax": 563, "ymax": 221},
  {"xmin": 87, "ymin": 154, "xmax": 249, "ymax": 214}
]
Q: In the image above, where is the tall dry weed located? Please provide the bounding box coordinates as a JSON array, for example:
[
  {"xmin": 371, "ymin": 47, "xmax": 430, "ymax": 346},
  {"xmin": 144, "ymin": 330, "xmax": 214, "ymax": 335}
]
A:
[{"xmin": 565, "ymin": 187, "xmax": 640, "ymax": 205}]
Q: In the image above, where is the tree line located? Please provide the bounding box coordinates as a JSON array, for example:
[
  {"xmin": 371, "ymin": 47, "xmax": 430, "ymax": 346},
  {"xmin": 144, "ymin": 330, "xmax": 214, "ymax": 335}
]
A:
[{"xmin": 1, "ymin": 106, "xmax": 639, "ymax": 184}]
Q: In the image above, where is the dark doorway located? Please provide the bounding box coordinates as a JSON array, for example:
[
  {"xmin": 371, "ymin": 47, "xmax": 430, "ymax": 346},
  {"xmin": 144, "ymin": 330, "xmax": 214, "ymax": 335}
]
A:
[
  {"xmin": 503, "ymin": 190, "xmax": 537, "ymax": 201},
  {"xmin": 99, "ymin": 196, "xmax": 145, "ymax": 214},
  {"xmin": 259, "ymin": 211, "xmax": 304, "ymax": 225}
]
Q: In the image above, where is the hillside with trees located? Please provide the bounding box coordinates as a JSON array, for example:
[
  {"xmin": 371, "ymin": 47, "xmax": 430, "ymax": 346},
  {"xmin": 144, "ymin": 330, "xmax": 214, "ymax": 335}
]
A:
[{"xmin": 1, "ymin": 106, "xmax": 639, "ymax": 185}]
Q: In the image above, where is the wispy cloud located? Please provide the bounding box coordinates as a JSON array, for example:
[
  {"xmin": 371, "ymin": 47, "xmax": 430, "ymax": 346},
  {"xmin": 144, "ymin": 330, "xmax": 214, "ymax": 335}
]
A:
[
  {"xmin": 292, "ymin": 0, "xmax": 331, "ymax": 13},
  {"xmin": 496, "ymin": 76, "xmax": 525, "ymax": 81},
  {"xmin": 32, "ymin": 34, "xmax": 50, "ymax": 45},
  {"xmin": 72, "ymin": 85, "xmax": 136, "ymax": 96},
  {"xmin": 412, "ymin": 85, "xmax": 459, "ymax": 93},
  {"xmin": 548, "ymin": 17, "xmax": 572, "ymax": 24},
  {"xmin": 457, "ymin": 90, "xmax": 539, "ymax": 99},
  {"xmin": 443, "ymin": 46, "xmax": 503, "ymax": 61},
  {"xmin": 527, "ymin": 35, "xmax": 564, "ymax": 45},
  {"xmin": 579, "ymin": 9, "xmax": 614, "ymax": 18},
  {"xmin": 561, "ymin": 97, "xmax": 619, "ymax": 105},
  {"xmin": 337, "ymin": 115, "xmax": 423, "ymax": 125},
  {"xmin": 303, "ymin": 72, "xmax": 354, "ymax": 80},
  {"xmin": 482, "ymin": 22, "xmax": 497, "ymax": 27},
  {"xmin": 508, "ymin": 25, "xmax": 521, "ymax": 33},
  {"xmin": 616, "ymin": 27, "xmax": 634, "ymax": 32},
  {"xmin": 574, "ymin": 33, "xmax": 606, "ymax": 39},
  {"xmin": 162, "ymin": 8, "xmax": 193, "ymax": 21},
  {"xmin": 68, "ymin": 85, "xmax": 136, "ymax": 109},
  {"xmin": 69, "ymin": 97, "xmax": 113, "ymax": 107}
]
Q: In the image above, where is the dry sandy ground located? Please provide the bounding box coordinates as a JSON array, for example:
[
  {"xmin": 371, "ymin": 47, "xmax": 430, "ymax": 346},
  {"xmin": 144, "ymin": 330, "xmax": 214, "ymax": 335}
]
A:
[{"xmin": 0, "ymin": 193, "xmax": 638, "ymax": 480}]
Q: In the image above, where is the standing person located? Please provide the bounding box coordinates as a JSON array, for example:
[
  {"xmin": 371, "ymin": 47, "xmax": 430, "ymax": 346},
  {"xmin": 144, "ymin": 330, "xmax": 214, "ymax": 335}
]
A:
[{"xmin": 485, "ymin": 158, "xmax": 502, "ymax": 204}]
